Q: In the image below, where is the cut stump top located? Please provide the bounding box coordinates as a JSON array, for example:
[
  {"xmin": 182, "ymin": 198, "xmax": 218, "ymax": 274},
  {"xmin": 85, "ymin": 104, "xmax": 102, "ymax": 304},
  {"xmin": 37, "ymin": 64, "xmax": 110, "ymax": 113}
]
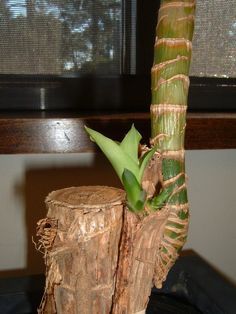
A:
[{"xmin": 46, "ymin": 186, "xmax": 125, "ymax": 210}]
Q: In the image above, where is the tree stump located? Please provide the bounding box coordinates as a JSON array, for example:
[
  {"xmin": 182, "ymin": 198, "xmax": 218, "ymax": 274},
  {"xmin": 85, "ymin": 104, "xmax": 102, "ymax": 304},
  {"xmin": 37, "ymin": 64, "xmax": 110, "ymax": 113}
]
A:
[
  {"xmin": 37, "ymin": 186, "xmax": 125, "ymax": 314},
  {"xmin": 36, "ymin": 186, "xmax": 169, "ymax": 314}
]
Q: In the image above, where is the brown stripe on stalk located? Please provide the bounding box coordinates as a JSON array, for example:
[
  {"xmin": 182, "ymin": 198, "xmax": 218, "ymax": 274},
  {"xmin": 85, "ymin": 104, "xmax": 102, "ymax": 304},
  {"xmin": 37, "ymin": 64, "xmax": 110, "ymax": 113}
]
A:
[
  {"xmin": 157, "ymin": 15, "xmax": 195, "ymax": 33},
  {"xmin": 165, "ymin": 225, "xmax": 186, "ymax": 234},
  {"xmin": 163, "ymin": 235, "xmax": 186, "ymax": 247},
  {"xmin": 162, "ymin": 209, "xmax": 189, "ymax": 247},
  {"xmin": 156, "ymin": 14, "xmax": 168, "ymax": 30},
  {"xmin": 160, "ymin": 240, "xmax": 180, "ymax": 258},
  {"xmin": 151, "ymin": 124, "xmax": 187, "ymax": 147},
  {"xmin": 162, "ymin": 172, "xmax": 186, "ymax": 187},
  {"xmin": 164, "ymin": 212, "xmax": 189, "ymax": 234},
  {"xmin": 155, "ymin": 38, "xmax": 192, "ymax": 49},
  {"xmin": 177, "ymin": 15, "xmax": 195, "ymax": 22},
  {"xmin": 151, "ymin": 55, "xmax": 189, "ymax": 72},
  {"xmin": 162, "ymin": 150, "xmax": 185, "ymax": 161},
  {"xmin": 167, "ymin": 215, "xmax": 189, "ymax": 226},
  {"xmin": 154, "ymin": 74, "xmax": 189, "ymax": 91},
  {"xmin": 159, "ymin": 1, "xmax": 195, "ymax": 11},
  {"xmin": 167, "ymin": 203, "xmax": 189, "ymax": 212},
  {"xmin": 169, "ymin": 182, "xmax": 187, "ymax": 198},
  {"xmin": 151, "ymin": 104, "xmax": 187, "ymax": 113}
]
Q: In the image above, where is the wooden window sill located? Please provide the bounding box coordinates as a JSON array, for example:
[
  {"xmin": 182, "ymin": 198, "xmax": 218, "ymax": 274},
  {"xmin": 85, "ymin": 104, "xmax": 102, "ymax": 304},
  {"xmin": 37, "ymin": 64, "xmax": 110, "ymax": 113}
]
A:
[{"xmin": 0, "ymin": 112, "xmax": 235, "ymax": 153}]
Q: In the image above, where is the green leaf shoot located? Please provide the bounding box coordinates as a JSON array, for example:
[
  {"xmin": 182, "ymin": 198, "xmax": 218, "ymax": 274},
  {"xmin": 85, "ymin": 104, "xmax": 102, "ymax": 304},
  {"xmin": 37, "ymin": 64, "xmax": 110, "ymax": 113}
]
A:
[
  {"xmin": 139, "ymin": 146, "xmax": 156, "ymax": 181},
  {"xmin": 122, "ymin": 169, "xmax": 146, "ymax": 212},
  {"xmin": 84, "ymin": 126, "xmax": 140, "ymax": 182},
  {"xmin": 120, "ymin": 124, "xmax": 141, "ymax": 165},
  {"xmin": 148, "ymin": 188, "xmax": 172, "ymax": 211},
  {"xmin": 84, "ymin": 124, "xmax": 158, "ymax": 212}
]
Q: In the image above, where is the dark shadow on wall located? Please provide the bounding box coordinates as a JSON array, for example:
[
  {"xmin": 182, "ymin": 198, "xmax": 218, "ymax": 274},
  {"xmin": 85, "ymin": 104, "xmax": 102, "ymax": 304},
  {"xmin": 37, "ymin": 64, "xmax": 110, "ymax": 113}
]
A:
[
  {"xmin": 0, "ymin": 153, "xmax": 121, "ymax": 278},
  {"xmin": 25, "ymin": 153, "xmax": 122, "ymax": 276}
]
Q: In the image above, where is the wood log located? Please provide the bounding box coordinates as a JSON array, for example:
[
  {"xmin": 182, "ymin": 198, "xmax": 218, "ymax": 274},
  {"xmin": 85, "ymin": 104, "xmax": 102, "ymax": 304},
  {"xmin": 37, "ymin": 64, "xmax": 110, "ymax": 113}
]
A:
[
  {"xmin": 37, "ymin": 186, "xmax": 125, "ymax": 314},
  {"xmin": 36, "ymin": 186, "xmax": 169, "ymax": 313}
]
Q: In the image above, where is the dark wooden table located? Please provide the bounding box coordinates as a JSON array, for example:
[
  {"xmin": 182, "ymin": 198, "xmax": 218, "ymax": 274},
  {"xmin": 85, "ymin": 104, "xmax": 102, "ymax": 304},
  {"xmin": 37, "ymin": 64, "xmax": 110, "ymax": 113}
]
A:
[{"xmin": 0, "ymin": 112, "xmax": 235, "ymax": 153}]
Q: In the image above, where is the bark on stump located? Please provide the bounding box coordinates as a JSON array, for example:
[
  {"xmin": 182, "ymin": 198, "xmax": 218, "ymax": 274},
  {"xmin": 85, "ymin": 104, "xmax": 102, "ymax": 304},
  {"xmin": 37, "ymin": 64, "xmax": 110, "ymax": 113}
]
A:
[
  {"xmin": 36, "ymin": 186, "xmax": 169, "ymax": 314},
  {"xmin": 112, "ymin": 207, "xmax": 168, "ymax": 314}
]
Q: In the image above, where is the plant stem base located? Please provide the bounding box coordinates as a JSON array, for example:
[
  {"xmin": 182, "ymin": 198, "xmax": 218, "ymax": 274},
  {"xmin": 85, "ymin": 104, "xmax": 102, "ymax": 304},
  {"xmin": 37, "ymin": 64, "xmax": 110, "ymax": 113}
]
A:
[{"xmin": 36, "ymin": 186, "xmax": 169, "ymax": 314}]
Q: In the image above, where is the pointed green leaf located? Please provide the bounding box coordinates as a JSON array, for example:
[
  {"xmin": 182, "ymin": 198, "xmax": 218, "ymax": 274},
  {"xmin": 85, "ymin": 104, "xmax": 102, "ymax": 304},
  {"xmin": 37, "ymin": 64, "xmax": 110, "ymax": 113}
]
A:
[
  {"xmin": 149, "ymin": 187, "xmax": 172, "ymax": 210},
  {"xmin": 122, "ymin": 169, "xmax": 146, "ymax": 212},
  {"xmin": 134, "ymin": 190, "xmax": 147, "ymax": 211},
  {"xmin": 120, "ymin": 124, "xmax": 142, "ymax": 165},
  {"xmin": 122, "ymin": 168, "xmax": 142, "ymax": 205},
  {"xmin": 138, "ymin": 146, "xmax": 157, "ymax": 181},
  {"xmin": 85, "ymin": 126, "xmax": 139, "ymax": 182}
]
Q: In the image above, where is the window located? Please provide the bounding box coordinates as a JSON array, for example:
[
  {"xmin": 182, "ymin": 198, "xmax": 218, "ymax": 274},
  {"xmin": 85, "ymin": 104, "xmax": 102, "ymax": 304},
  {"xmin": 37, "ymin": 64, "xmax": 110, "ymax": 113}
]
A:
[
  {"xmin": 0, "ymin": 0, "xmax": 235, "ymax": 112},
  {"xmin": 190, "ymin": 0, "xmax": 236, "ymax": 78},
  {"xmin": 189, "ymin": 0, "xmax": 236, "ymax": 111},
  {"xmin": 136, "ymin": 0, "xmax": 236, "ymax": 111},
  {"xmin": 0, "ymin": 0, "xmax": 139, "ymax": 111},
  {"xmin": 0, "ymin": 0, "xmax": 124, "ymax": 75}
]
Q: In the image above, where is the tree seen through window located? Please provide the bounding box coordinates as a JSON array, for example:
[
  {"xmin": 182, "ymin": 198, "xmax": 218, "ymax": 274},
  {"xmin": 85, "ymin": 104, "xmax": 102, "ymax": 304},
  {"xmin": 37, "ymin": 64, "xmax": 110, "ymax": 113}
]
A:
[{"xmin": 0, "ymin": 0, "xmax": 121, "ymax": 75}]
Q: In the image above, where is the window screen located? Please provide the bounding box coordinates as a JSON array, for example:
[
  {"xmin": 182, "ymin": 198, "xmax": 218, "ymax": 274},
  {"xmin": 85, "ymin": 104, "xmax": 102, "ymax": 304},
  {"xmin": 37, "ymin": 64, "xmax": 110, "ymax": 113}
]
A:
[
  {"xmin": 0, "ymin": 0, "xmax": 122, "ymax": 75},
  {"xmin": 1, "ymin": 1, "xmax": 236, "ymax": 78},
  {"xmin": 190, "ymin": 0, "xmax": 236, "ymax": 78}
]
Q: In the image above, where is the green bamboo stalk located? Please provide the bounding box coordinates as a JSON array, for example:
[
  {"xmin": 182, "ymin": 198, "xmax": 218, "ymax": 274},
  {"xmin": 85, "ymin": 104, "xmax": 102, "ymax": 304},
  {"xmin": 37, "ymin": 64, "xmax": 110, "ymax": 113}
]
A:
[{"xmin": 150, "ymin": 0, "xmax": 195, "ymax": 287}]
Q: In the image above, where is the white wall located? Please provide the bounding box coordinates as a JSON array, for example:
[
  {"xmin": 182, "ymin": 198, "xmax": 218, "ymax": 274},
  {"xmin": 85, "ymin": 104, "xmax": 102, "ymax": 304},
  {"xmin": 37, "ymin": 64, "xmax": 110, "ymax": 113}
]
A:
[
  {"xmin": 0, "ymin": 150, "xmax": 235, "ymax": 283},
  {"xmin": 185, "ymin": 150, "xmax": 236, "ymax": 284}
]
